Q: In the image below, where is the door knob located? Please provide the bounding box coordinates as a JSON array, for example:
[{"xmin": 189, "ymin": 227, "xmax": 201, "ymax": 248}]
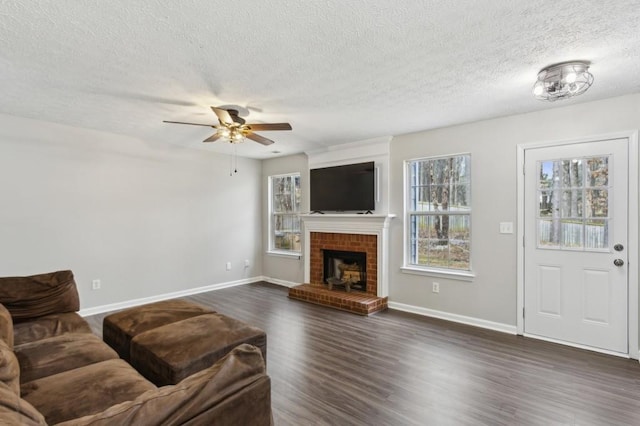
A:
[
  {"xmin": 614, "ymin": 259, "xmax": 624, "ymax": 267},
  {"xmin": 614, "ymin": 244, "xmax": 624, "ymax": 252}
]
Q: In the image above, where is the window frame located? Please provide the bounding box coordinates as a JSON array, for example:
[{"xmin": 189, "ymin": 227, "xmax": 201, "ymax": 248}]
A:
[
  {"xmin": 402, "ymin": 153, "xmax": 475, "ymax": 281},
  {"xmin": 268, "ymin": 172, "xmax": 302, "ymax": 256}
]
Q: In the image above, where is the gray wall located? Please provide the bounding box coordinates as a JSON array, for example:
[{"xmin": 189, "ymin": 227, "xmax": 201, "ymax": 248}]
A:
[
  {"xmin": 2, "ymin": 93, "xmax": 638, "ymax": 325},
  {"xmin": 0, "ymin": 113, "xmax": 263, "ymax": 309},
  {"xmin": 389, "ymin": 93, "xmax": 640, "ymax": 327},
  {"xmin": 261, "ymin": 153, "xmax": 309, "ymax": 285}
]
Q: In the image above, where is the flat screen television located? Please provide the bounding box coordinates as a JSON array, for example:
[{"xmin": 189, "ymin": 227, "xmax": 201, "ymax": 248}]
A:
[{"xmin": 310, "ymin": 161, "xmax": 375, "ymax": 212}]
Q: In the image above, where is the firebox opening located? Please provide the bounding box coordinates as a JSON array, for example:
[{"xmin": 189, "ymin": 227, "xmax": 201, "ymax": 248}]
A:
[{"xmin": 322, "ymin": 249, "xmax": 367, "ymax": 292}]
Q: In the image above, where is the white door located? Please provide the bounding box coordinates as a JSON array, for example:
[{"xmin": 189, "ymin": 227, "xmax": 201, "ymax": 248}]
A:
[{"xmin": 524, "ymin": 138, "xmax": 629, "ymax": 354}]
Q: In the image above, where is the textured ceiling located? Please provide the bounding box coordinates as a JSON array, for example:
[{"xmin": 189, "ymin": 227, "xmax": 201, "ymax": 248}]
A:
[{"xmin": 1, "ymin": 1, "xmax": 640, "ymax": 159}]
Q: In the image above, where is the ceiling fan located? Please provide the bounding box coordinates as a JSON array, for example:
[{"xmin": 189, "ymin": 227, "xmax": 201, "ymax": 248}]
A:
[{"xmin": 164, "ymin": 106, "xmax": 292, "ymax": 146}]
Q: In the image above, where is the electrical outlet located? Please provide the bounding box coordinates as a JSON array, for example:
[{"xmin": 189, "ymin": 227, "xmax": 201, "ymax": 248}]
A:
[
  {"xmin": 92, "ymin": 279, "xmax": 101, "ymax": 290},
  {"xmin": 226, "ymin": 262, "xmax": 232, "ymax": 271},
  {"xmin": 244, "ymin": 259, "xmax": 250, "ymax": 268},
  {"xmin": 432, "ymin": 282, "xmax": 440, "ymax": 293}
]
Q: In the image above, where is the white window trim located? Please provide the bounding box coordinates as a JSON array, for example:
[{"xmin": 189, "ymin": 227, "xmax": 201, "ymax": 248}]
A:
[
  {"xmin": 266, "ymin": 249, "xmax": 302, "ymax": 259},
  {"xmin": 402, "ymin": 154, "xmax": 473, "ymax": 279},
  {"xmin": 268, "ymin": 173, "xmax": 301, "ymax": 255},
  {"xmin": 400, "ymin": 265, "xmax": 475, "ymax": 282}
]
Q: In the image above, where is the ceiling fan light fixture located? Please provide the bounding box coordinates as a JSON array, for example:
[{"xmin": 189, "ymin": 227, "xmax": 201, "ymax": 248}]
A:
[
  {"xmin": 216, "ymin": 126, "xmax": 246, "ymax": 143},
  {"xmin": 164, "ymin": 106, "xmax": 290, "ymax": 146},
  {"xmin": 532, "ymin": 61, "xmax": 593, "ymax": 102},
  {"xmin": 230, "ymin": 128, "xmax": 245, "ymax": 143}
]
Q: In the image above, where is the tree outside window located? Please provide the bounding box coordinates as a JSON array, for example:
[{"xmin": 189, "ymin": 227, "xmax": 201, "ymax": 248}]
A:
[
  {"xmin": 406, "ymin": 155, "xmax": 471, "ymax": 271},
  {"xmin": 270, "ymin": 173, "xmax": 301, "ymax": 252}
]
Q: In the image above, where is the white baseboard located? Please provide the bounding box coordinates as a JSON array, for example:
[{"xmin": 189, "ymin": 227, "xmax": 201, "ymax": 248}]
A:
[
  {"xmin": 79, "ymin": 279, "xmax": 516, "ymax": 337},
  {"xmin": 261, "ymin": 276, "xmax": 299, "ymax": 288},
  {"xmin": 79, "ymin": 276, "xmax": 263, "ymax": 317},
  {"xmin": 388, "ymin": 301, "xmax": 517, "ymax": 335}
]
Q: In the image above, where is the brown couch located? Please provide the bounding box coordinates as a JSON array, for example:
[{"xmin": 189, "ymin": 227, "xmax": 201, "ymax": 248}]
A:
[{"xmin": 0, "ymin": 270, "xmax": 272, "ymax": 425}]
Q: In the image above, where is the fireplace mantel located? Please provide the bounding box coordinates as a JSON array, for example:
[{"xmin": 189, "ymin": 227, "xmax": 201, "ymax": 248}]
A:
[{"xmin": 300, "ymin": 214, "xmax": 395, "ymax": 298}]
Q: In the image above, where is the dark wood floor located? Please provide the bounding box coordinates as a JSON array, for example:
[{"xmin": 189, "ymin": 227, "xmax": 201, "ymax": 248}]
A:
[{"xmin": 85, "ymin": 282, "xmax": 640, "ymax": 425}]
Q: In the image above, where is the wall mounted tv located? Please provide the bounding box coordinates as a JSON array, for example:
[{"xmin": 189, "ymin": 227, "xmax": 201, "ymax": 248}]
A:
[{"xmin": 310, "ymin": 161, "xmax": 375, "ymax": 212}]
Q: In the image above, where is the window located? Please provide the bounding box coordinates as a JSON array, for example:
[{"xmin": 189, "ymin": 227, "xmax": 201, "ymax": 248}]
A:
[
  {"xmin": 269, "ymin": 173, "xmax": 301, "ymax": 253},
  {"xmin": 405, "ymin": 154, "xmax": 471, "ymax": 272},
  {"xmin": 537, "ymin": 156, "xmax": 609, "ymax": 251}
]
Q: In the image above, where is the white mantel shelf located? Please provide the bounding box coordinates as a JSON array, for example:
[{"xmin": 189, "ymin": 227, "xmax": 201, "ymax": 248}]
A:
[
  {"xmin": 300, "ymin": 213, "xmax": 395, "ymax": 233},
  {"xmin": 300, "ymin": 213, "xmax": 395, "ymax": 298}
]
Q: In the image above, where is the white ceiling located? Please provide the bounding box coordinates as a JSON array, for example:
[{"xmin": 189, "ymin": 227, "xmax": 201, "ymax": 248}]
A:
[{"xmin": 1, "ymin": 1, "xmax": 640, "ymax": 159}]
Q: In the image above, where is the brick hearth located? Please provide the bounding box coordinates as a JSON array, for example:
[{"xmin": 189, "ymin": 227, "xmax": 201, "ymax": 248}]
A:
[
  {"xmin": 288, "ymin": 231, "xmax": 387, "ymax": 315},
  {"xmin": 289, "ymin": 284, "xmax": 387, "ymax": 315}
]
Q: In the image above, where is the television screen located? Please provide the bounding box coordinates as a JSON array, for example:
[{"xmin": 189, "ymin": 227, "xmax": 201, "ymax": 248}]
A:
[{"xmin": 310, "ymin": 161, "xmax": 375, "ymax": 212}]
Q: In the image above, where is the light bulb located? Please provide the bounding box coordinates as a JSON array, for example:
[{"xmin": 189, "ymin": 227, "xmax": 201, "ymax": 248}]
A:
[
  {"xmin": 565, "ymin": 72, "xmax": 577, "ymax": 83},
  {"xmin": 533, "ymin": 83, "xmax": 544, "ymax": 96}
]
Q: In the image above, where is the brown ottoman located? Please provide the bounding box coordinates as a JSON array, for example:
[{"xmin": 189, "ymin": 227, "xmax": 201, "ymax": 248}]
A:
[
  {"xmin": 103, "ymin": 299, "xmax": 213, "ymax": 361},
  {"xmin": 129, "ymin": 313, "xmax": 267, "ymax": 386}
]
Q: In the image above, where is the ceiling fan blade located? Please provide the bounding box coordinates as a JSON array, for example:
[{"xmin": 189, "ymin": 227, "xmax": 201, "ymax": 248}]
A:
[
  {"xmin": 164, "ymin": 120, "xmax": 215, "ymax": 127},
  {"xmin": 246, "ymin": 123, "xmax": 292, "ymax": 131},
  {"xmin": 211, "ymin": 107, "xmax": 234, "ymax": 124},
  {"xmin": 246, "ymin": 132, "xmax": 275, "ymax": 146},
  {"xmin": 203, "ymin": 133, "xmax": 222, "ymax": 143}
]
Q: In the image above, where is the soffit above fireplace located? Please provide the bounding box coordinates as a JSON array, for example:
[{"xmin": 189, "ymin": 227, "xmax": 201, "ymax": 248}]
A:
[{"xmin": 305, "ymin": 137, "xmax": 391, "ymax": 168}]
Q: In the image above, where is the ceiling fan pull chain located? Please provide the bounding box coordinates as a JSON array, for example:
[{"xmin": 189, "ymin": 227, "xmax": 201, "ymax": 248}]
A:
[{"xmin": 234, "ymin": 144, "xmax": 238, "ymax": 174}]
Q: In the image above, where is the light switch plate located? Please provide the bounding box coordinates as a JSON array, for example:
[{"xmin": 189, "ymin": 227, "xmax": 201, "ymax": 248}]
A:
[{"xmin": 499, "ymin": 222, "xmax": 514, "ymax": 234}]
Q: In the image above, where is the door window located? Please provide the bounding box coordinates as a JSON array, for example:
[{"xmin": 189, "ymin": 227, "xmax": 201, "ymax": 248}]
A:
[{"xmin": 537, "ymin": 156, "xmax": 609, "ymax": 251}]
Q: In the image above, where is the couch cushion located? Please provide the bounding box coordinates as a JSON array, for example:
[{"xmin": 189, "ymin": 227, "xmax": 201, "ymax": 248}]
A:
[
  {"xmin": 103, "ymin": 299, "xmax": 213, "ymax": 361},
  {"xmin": 0, "ymin": 304, "xmax": 13, "ymax": 349},
  {"xmin": 13, "ymin": 312, "xmax": 92, "ymax": 346},
  {"xmin": 0, "ymin": 270, "xmax": 80, "ymax": 320},
  {"xmin": 0, "ymin": 340, "xmax": 19, "ymax": 396},
  {"xmin": 15, "ymin": 333, "xmax": 119, "ymax": 384},
  {"xmin": 0, "ymin": 381, "xmax": 46, "ymax": 426},
  {"xmin": 130, "ymin": 313, "xmax": 267, "ymax": 386},
  {"xmin": 55, "ymin": 344, "xmax": 271, "ymax": 426},
  {"xmin": 21, "ymin": 358, "xmax": 156, "ymax": 425}
]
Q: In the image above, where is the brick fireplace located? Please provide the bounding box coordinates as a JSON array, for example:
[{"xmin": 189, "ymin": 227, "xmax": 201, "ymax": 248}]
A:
[
  {"xmin": 288, "ymin": 214, "xmax": 394, "ymax": 315},
  {"xmin": 310, "ymin": 232, "xmax": 376, "ymax": 293}
]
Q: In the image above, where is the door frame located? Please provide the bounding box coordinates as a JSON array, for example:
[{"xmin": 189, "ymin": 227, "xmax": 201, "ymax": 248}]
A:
[{"xmin": 516, "ymin": 130, "xmax": 639, "ymax": 359}]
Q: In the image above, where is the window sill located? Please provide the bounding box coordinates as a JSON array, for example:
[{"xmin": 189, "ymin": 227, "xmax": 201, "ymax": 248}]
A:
[
  {"xmin": 267, "ymin": 250, "xmax": 302, "ymax": 260},
  {"xmin": 400, "ymin": 266, "xmax": 475, "ymax": 282}
]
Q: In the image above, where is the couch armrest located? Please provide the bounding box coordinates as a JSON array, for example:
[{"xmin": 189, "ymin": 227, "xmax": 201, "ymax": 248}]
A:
[
  {"xmin": 0, "ymin": 270, "xmax": 80, "ymax": 320},
  {"xmin": 0, "ymin": 381, "xmax": 46, "ymax": 425},
  {"xmin": 57, "ymin": 344, "xmax": 273, "ymax": 426}
]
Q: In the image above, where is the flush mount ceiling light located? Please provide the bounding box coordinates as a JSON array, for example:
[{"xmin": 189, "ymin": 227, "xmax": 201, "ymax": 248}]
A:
[{"xmin": 532, "ymin": 61, "xmax": 594, "ymax": 102}]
